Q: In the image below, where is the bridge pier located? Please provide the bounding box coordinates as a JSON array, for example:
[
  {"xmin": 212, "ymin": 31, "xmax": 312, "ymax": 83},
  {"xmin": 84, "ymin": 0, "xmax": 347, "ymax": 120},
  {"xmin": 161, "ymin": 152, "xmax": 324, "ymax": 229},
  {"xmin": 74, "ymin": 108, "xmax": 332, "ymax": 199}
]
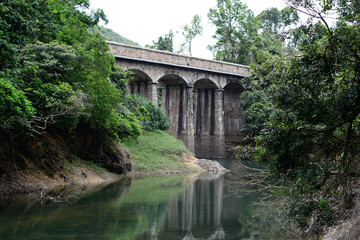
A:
[{"xmin": 223, "ymin": 83, "xmax": 245, "ymax": 158}]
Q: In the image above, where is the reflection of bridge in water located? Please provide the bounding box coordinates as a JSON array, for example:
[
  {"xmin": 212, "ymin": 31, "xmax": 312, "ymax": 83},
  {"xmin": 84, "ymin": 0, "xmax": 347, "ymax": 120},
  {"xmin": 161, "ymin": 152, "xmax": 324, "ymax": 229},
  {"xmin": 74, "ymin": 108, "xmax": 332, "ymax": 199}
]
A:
[
  {"xmin": 181, "ymin": 175, "xmax": 225, "ymax": 240},
  {"xmin": 108, "ymin": 42, "xmax": 251, "ymax": 159},
  {"xmin": 151, "ymin": 174, "xmax": 229, "ymax": 240}
]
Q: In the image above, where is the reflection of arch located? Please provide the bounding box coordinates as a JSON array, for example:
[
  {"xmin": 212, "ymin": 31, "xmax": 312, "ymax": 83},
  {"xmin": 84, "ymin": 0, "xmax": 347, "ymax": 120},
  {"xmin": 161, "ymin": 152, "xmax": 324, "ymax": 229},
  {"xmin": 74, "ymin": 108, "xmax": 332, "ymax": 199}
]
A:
[{"xmin": 194, "ymin": 78, "xmax": 219, "ymax": 89}]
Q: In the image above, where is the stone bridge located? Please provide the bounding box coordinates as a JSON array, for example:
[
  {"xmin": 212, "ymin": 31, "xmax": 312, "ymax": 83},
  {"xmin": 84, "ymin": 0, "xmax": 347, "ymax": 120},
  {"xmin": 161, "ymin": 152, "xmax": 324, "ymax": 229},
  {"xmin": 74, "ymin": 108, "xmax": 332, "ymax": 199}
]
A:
[{"xmin": 107, "ymin": 41, "xmax": 251, "ymax": 159}]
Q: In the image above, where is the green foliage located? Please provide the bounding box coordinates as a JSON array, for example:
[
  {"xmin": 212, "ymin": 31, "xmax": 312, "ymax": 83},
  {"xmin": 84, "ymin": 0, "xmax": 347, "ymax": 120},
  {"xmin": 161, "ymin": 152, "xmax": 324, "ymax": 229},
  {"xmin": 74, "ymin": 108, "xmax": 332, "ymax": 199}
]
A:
[
  {"xmin": 109, "ymin": 65, "xmax": 132, "ymax": 94},
  {"xmin": 180, "ymin": 15, "xmax": 203, "ymax": 56},
  {"xmin": 0, "ymin": 0, "xmax": 146, "ymax": 142},
  {"xmin": 258, "ymin": 7, "xmax": 299, "ymax": 34},
  {"xmin": 0, "ymin": 78, "xmax": 35, "ymax": 130},
  {"xmin": 19, "ymin": 42, "xmax": 80, "ymax": 114},
  {"xmin": 88, "ymin": 27, "xmax": 140, "ymax": 46},
  {"xmin": 208, "ymin": 1, "xmax": 301, "ymax": 64},
  {"xmin": 124, "ymin": 95, "xmax": 169, "ymax": 132},
  {"xmin": 241, "ymin": 0, "xmax": 360, "ymax": 229},
  {"xmin": 146, "ymin": 30, "xmax": 174, "ymax": 52},
  {"xmin": 240, "ymin": 82, "xmax": 273, "ymax": 136},
  {"xmin": 208, "ymin": 0, "xmax": 261, "ymax": 64}
]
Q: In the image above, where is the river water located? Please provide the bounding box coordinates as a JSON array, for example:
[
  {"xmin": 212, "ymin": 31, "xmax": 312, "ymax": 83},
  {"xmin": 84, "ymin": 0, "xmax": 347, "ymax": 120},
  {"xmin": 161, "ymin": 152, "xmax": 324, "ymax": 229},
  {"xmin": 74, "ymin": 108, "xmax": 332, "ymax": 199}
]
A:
[{"xmin": 0, "ymin": 160, "xmax": 312, "ymax": 239}]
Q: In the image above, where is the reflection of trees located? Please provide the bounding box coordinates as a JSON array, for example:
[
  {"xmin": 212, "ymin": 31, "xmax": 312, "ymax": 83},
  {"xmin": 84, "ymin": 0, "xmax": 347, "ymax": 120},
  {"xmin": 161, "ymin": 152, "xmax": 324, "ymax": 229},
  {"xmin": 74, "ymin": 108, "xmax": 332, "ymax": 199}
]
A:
[
  {"xmin": 223, "ymin": 160, "xmax": 306, "ymax": 239},
  {"xmin": 0, "ymin": 176, "xmax": 189, "ymax": 240},
  {"xmin": 0, "ymin": 165, "xmax": 312, "ymax": 240}
]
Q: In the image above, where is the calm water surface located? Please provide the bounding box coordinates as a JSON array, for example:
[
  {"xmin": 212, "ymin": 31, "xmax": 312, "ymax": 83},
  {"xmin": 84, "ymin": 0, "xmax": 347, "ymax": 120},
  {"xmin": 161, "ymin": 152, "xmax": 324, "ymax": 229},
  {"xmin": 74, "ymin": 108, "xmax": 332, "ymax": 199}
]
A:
[{"xmin": 0, "ymin": 160, "xmax": 308, "ymax": 239}]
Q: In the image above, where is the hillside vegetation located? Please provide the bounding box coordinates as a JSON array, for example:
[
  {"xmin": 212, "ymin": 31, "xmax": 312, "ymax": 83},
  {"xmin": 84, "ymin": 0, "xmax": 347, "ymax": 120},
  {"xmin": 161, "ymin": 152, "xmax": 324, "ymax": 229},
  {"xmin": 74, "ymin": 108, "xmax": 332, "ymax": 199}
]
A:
[
  {"xmin": 89, "ymin": 27, "xmax": 140, "ymax": 46},
  {"xmin": 0, "ymin": 0, "xmax": 175, "ymax": 196}
]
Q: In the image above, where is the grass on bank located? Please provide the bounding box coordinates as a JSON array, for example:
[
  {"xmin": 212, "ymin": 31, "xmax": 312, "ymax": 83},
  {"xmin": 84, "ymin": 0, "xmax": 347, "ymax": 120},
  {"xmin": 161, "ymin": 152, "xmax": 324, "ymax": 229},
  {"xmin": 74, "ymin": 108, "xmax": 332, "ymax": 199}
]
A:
[{"xmin": 122, "ymin": 130, "xmax": 192, "ymax": 172}]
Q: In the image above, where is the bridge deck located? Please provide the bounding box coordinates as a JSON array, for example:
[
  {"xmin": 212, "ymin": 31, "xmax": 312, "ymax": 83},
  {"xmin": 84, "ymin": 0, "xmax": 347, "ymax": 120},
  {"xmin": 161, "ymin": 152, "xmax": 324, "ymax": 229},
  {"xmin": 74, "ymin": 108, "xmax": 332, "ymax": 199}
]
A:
[{"xmin": 107, "ymin": 41, "xmax": 251, "ymax": 77}]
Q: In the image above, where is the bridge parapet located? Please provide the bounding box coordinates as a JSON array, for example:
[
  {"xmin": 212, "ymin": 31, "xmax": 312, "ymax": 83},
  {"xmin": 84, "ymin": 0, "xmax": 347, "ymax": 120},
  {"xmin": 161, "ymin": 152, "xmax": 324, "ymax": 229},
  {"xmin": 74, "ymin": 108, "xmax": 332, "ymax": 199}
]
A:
[{"xmin": 107, "ymin": 41, "xmax": 251, "ymax": 77}]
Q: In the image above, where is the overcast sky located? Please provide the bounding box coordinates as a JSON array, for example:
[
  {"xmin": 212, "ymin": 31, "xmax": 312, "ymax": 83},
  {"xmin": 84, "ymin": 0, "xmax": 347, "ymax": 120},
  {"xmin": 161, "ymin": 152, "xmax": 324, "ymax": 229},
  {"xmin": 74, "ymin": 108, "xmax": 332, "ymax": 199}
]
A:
[{"xmin": 89, "ymin": 0, "xmax": 288, "ymax": 59}]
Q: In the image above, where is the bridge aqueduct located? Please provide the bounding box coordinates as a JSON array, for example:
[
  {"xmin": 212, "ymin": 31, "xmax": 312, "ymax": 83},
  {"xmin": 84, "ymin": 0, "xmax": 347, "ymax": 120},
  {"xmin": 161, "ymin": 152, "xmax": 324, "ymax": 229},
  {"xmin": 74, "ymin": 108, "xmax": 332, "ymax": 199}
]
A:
[{"xmin": 107, "ymin": 41, "xmax": 252, "ymax": 159}]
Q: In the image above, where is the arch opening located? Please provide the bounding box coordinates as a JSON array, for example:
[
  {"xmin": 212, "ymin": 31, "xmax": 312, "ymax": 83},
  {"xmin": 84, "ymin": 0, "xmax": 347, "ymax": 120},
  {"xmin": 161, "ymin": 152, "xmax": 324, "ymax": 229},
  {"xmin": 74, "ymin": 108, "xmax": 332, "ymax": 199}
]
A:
[
  {"xmin": 193, "ymin": 79, "xmax": 223, "ymax": 158},
  {"xmin": 158, "ymin": 74, "xmax": 191, "ymax": 147},
  {"xmin": 193, "ymin": 79, "xmax": 219, "ymax": 90},
  {"xmin": 127, "ymin": 69, "xmax": 156, "ymax": 102}
]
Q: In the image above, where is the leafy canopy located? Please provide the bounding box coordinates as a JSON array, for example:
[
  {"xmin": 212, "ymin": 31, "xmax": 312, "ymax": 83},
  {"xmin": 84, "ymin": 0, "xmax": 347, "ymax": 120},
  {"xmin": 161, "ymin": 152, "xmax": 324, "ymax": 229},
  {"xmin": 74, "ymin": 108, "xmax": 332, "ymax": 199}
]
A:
[
  {"xmin": 239, "ymin": 0, "xmax": 360, "ymax": 229},
  {"xmin": 0, "ymin": 0, "xmax": 168, "ymax": 140}
]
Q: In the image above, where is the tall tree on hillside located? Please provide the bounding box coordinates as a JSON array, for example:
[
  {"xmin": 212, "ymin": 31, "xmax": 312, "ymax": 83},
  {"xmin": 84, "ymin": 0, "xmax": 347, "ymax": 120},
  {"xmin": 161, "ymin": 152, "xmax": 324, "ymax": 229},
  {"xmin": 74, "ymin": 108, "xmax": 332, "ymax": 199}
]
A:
[
  {"xmin": 180, "ymin": 15, "xmax": 203, "ymax": 56},
  {"xmin": 208, "ymin": 0, "xmax": 261, "ymax": 64}
]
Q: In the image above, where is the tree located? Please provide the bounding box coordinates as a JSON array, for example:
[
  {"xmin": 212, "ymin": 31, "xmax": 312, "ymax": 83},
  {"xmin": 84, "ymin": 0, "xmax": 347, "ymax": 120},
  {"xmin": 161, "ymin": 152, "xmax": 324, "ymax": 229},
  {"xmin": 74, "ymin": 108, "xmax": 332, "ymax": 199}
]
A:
[
  {"xmin": 146, "ymin": 30, "xmax": 174, "ymax": 52},
  {"xmin": 180, "ymin": 15, "xmax": 203, "ymax": 56},
  {"xmin": 255, "ymin": 7, "xmax": 300, "ymax": 63},
  {"xmin": 243, "ymin": 0, "xmax": 360, "ymax": 230},
  {"xmin": 0, "ymin": 0, "xmax": 143, "ymax": 140},
  {"xmin": 208, "ymin": 0, "xmax": 261, "ymax": 64},
  {"xmin": 258, "ymin": 7, "xmax": 299, "ymax": 34}
]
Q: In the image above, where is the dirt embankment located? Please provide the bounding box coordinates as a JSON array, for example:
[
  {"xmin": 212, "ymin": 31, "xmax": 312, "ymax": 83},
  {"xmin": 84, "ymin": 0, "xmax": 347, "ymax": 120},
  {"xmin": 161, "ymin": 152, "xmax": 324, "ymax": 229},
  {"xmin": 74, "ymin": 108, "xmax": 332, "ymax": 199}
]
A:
[
  {"xmin": 0, "ymin": 127, "xmax": 207, "ymax": 203},
  {"xmin": 322, "ymin": 178, "xmax": 360, "ymax": 240},
  {"xmin": 0, "ymin": 127, "xmax": 131, "ymax": 201}
]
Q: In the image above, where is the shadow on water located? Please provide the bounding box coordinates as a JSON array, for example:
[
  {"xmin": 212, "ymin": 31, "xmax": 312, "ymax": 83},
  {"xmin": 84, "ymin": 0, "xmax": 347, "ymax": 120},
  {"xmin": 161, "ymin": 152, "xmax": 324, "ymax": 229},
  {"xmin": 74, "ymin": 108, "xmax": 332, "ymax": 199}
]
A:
[{"xmin": 0, "ymin": 161, "xmax": 320, "ymax": 240}]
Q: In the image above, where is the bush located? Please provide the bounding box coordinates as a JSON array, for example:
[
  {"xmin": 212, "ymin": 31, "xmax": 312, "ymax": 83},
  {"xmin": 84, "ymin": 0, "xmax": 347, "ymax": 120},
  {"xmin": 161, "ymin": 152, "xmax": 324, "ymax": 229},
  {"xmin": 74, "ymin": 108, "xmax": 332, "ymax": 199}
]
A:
[
  {"xmin": 124, "ymin": 95, "xmax": 169, "ymax": 132},
  {"xmin": 0, "ymin": 78, "xmax": 35, "ymax": 130}
]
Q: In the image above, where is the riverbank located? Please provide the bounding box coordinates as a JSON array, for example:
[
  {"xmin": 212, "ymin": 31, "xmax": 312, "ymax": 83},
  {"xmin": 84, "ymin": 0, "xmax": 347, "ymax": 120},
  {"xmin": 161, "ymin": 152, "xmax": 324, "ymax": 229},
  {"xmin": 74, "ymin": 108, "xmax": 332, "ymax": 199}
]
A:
[
  {"xmin": 322, "ymin": 178, "xmax": 360, "ymax": 240},
  {"xmin": 0, "ymin": 129, "xmax": 203, "ymax": 204},
  {"xmin": 122, "ymin": 130, "xmax": 204, "ymax": 176}
]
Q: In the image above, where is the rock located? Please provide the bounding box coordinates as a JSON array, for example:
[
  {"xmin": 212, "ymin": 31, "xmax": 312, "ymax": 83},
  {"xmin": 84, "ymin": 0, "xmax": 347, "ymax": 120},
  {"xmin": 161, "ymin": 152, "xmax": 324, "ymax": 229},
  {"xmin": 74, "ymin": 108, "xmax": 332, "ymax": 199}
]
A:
[
  {"xmin": 103, "ymin": 142, "xmax": 132, "ymax": 174},
  {"xmin": 194, "ymin": 159, "xmax": 229, "ymax": 174}
]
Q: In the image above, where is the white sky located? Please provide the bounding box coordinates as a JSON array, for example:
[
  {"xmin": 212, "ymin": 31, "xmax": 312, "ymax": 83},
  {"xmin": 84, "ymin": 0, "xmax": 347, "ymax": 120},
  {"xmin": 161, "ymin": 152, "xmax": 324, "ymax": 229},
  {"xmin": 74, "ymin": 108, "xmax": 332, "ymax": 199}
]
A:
[{"xmin": 89, "ymin": 0, "xmax": 288, "ymax": 59}]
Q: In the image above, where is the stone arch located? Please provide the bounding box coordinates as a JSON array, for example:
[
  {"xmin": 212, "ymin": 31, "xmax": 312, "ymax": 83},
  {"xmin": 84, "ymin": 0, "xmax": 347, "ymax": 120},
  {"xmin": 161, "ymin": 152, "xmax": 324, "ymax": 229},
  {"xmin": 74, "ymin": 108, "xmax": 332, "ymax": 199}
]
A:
[
  {"xmin": 223, "ymin": 82, "xmax": 245, "ymax": 93},
  {"xmin": 127, "ymin": 69, "xmax": 157, "ymax": 103},
  {"xmin": 157, "ymin": 74, "xmax": 188, "ymax": 116},
  {"xmin": 193, "ymin": 78, "xmax": 224, "ymax": 158},
  {"xmin": 223, "ymin": 82, "xmax": 245, "ymax": 158},
  {"xmin": 158, "ymin": 74, "xmax": 187, "ymax": 86},
  {"xmin": 193, "ymin": 78, "xmax": 219, "ymax": 89},
  {"xmin": 157, "ymin": 74, "xmax": 193, "ymax": 150}
]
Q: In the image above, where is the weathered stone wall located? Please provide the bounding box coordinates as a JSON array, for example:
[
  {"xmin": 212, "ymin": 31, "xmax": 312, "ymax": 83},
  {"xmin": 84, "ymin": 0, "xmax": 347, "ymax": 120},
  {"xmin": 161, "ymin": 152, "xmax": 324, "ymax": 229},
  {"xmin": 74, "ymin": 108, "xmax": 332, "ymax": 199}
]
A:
[{"xmin": 108, "ymin": 41, "xmax": 251, "ymax": 77}]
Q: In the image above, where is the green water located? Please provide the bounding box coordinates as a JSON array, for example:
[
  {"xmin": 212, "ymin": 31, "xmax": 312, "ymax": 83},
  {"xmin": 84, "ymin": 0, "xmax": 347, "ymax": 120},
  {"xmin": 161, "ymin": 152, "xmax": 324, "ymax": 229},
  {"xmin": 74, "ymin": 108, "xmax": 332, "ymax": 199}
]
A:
[{"xmin": 0, "ymin": 161, "xmax": 308, "ymax": 239}]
